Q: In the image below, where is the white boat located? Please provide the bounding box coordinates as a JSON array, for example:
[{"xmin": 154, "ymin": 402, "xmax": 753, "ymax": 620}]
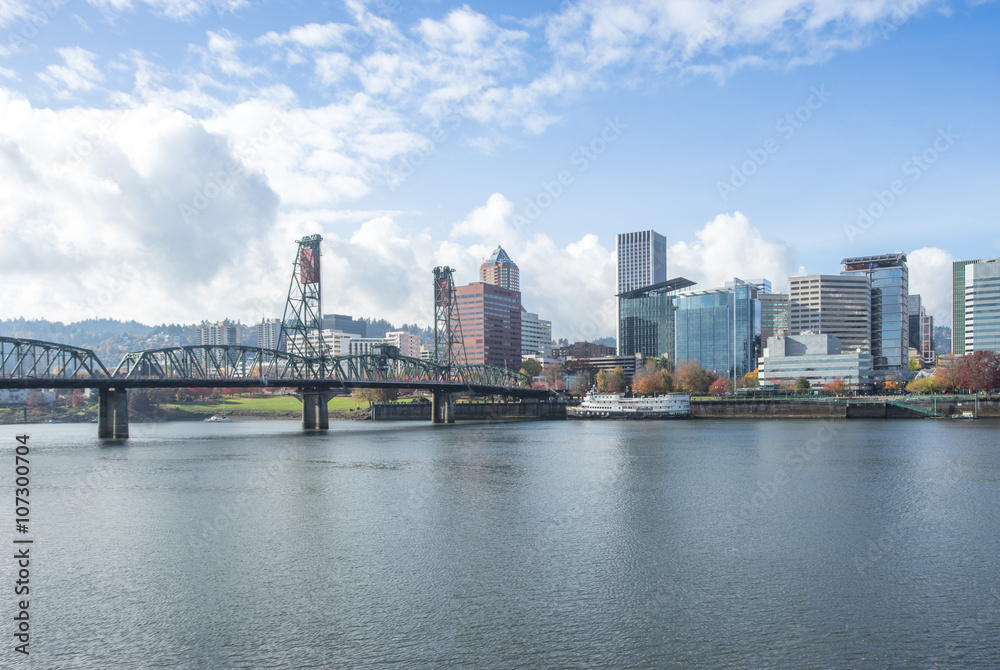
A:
[
  {"xmin": 568, "ymin": 389, "xmax": 691, "ymax": 419},
  {"xmin": 203, "ymin": 415, "xmax": 232, "ymax": 423}
]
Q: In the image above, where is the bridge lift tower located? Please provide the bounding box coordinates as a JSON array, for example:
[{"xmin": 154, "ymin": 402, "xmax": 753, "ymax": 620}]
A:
[
  {"xmin": 432, "ymin": 266, "xmax": 467, "ymax": 422},
  {"xmin": 280, "ymin": 234, "xmax": 330, "ymax": 428}
]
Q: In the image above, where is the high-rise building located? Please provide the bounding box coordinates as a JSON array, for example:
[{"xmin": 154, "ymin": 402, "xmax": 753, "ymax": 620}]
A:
[
  {"xmin": 455, "ymin": 282, "xmax": 523, "ymax": 368},
  {"xmin": 521, "ymin": 311, "xmax": 552, "ymax": 359},
  {"xmin": 675, "ymin": 279, "xmax": 761, "ymax": 378},
  {"xmin": 957, "ymin": 257, "xmax": 1000, "ymax": 354},
  {"xmin": 908, "ymin": 295, "xmax": 936, "ymax": 366},
  {"xmin": 385, "ymin": 331, "xmax": 420, "ymax": 358},
  {"xmin": 616, "ymin": 229, "xmax": 668, "ymax": 356},
  {"xmin": 197, "ymin": 320, "xmax": 241, "ymax": 346},
  {"xmin": 841, "ymin": 253, "xmax": 909, "ymax": 373},
  {"xmin": 616, "ymin": 230, "xmax": 667, "ymax": 294},
  {"xmin": 788, "ymin": 275, "xmax": 871, "ymax": 354},
  {"xmin": 480, "ymin": 245, "xmax": 520, "ymax": 291},
  {"xmin": 759, "ymin": 293, "xmax": 790, "ymax": 343},
  {"xmin": 257, "ymin": 318, "xmax": 283, "ymax": 351}
]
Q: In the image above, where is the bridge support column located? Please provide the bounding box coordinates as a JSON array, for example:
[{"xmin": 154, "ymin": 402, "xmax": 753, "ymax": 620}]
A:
[
  {"xmin": 300, "ymin": 392, "xmax": 330, "ymax": 430},
  {"xmin": 98, "ymin": 388, "xmax": 129, "ymax": 439},
  {"xmin": 431, "ymin": 391, "xmax": 456, "ymax": 424}
]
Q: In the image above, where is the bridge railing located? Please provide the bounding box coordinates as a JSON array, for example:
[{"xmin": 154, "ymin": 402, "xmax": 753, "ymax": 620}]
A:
[{"xmin": 1, "ymin": 339, "xmax": 534, "ymax": 392}]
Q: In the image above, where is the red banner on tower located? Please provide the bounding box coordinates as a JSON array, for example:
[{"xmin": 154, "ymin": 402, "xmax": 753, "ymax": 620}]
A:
[{"xmin": 299, "ymin": 248, "xmax": 319, "ymax": 284}]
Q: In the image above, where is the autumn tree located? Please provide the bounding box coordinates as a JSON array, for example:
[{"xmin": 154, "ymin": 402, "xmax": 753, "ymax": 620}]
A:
[
  {"xmin": 958, "ymin": 350, "xmax": 1000, "ymax": 392},
  {"xmin": 932, "ymin": 355, "xmax": 961, "ymax": 392},
  {"xmin": 128, "ymin": 389, "xmax": 153, "ymax": 413},
  {"xmin": 740, "ymin": 369, "xmax": 759, "ymax": 389},
  {"xmin": 906, "ymin": 377, "xmax": 940, "ymax": 394},
  {"xmin": 542, "ymin": 363, "xmax": 566, "ymax": 389},
  {"xmin": 822, "ymin": 378, "xmax": 846, "ymax": 395},
  {"xmin": 71, "ymin": 389, "xmax": 86, "ymax": 407},
  {"xmin": 596, "ymin": 369, "xmax": 608, "ymax": 392},
  {"xmin": 607, "ymin": 366, "xmax": 626, "ymax": 393},
  {"xmin": 708, "ymin": 376, "xmax": 732, "ymax": 395},
  {"xmin": 674, "ymin": 360, "xmax": 710, "ymax": 394},
  {"xmin": 633, "ymin": 361, "xmax": 666, "ymax": 396},
  {"xmin": 570, "ymin": 370, "xmax": 594, "ymax": 396},
  {"xmin": 352, "ymin": 388, "xmax": 379, "ymax": 407}
]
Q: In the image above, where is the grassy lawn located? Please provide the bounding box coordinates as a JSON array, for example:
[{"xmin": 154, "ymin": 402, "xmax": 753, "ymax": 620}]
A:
[{"xmin": 162, "ymin": 394, "xmax": 364, "ymax": 413}]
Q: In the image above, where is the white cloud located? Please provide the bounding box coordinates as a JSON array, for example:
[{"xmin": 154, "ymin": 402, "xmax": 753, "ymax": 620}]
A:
[
  {"xmin": 908, "ymin": 246, "xmax": 956, "ymax": 326},
  {"xmin": 39, "ymin": 47, "xmax": 104, "ymax": 95},
  {"xmin": 668, "ymin": 212, "xmax": 796, "ymax": 292}
]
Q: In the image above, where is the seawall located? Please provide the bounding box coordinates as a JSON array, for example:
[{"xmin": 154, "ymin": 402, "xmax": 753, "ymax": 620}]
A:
[
  {"xmin": 372, "ymin": 400, "xmax": 567, "ymax": 422},
  {"xmin": 692, "ymin": 397, "xmax": 1000, "ymax": 419}
]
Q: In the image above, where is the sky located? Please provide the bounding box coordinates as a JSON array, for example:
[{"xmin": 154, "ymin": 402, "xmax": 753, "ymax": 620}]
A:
[{"xmin": 1, "ymin": 0, "xmax": 998, "ymax": 340}]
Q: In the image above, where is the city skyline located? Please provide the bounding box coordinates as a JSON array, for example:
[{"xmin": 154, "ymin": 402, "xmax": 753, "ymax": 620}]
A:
[{"xmin": 1, "ymin": 1, "xmax": 998, "ymax": 337}]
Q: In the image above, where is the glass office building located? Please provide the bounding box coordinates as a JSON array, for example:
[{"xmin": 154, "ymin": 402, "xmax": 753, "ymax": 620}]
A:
[
  {"xmin": 675, "ymin": 279, "xmax": 762, "ymax": 378},
  {"xmin": 618, "ymin": 278, "xmax": 695, "ymax": 364},
  {"xmin": 841, "ymin": 253, "xmax": 909, "ymax": 373}
]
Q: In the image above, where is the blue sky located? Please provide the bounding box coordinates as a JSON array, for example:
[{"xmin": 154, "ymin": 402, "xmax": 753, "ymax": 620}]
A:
[{"xmin": 1, "ymin": 0, "xmax": 997, "ymax": 338}]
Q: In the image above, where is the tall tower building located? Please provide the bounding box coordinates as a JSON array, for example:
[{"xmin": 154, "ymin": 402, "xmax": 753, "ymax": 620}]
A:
[
  {"xmin": 788, "ymin": 275, "xmax": 871, "ymax": 354},
  {"xmin": 957, "ymin": 257, "xmax": 1000, "ymax": 354},
  {"xmin": 616, "ymin": 230, "xmax": 667, "ymax": 355},
  {"xmin": 616, "ymin": 230, "xmax": 667, "ymax": 293},
  {"xmin": 455, "ymin": 283, "xmax": 522, "ymax": 368},
  {"xmin": 480, "ymin": 245, "xmax": 520, "ymax": 291},
  {"xmin": 841, "ymin": 253, "xmax": 909, "ymax": 374}
]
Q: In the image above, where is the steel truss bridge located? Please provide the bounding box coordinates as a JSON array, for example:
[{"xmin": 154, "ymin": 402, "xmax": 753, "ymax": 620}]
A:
[{"xmin": 0, "ymin": 337, "xmax": 546, "ymax": 437}]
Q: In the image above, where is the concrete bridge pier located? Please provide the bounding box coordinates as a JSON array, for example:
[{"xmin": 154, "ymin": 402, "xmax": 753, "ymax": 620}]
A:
[
  {"xmin": 300, "ymin": 391, "xmax": 331, "ymax": 430},
  {"xmin": 431, "ymin": 390, "xmax": 457, "ymax": 424},
  {"xmin": 98, "ymin": 388, "xmax": 129, "ymax": 439}
]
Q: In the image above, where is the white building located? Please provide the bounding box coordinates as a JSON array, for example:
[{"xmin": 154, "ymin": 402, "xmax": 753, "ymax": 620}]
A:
[
  {"xmin": 420, "ymin": 344, "xmax": 435, "ymax": 361},
  {"xmin": 789, "ymin": 274, "xmax": 872, "ymax": 354},
  {"xmin": 760, "ymin": 334, "xmax": 874, "ymax": 391},
  {"xmin": 257, "ymin": 318, "xmax": 282, "ymax": 351},
  {"xmin": 197, "ymin": 320, "xmax": 242, "ymax": 346},
  {"xmin": 385, "ymin": 331, "xmax": 420, "ymax": 358},
  {"xmin": 960, "ymin": 257, "xmax": 1000, "ymax": 354},
  {"xmin": 521, "ymin": 311, "xmax": 552, "ymax": 359}
]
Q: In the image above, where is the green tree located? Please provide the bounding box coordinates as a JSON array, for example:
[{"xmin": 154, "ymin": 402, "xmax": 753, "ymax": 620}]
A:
[
  {"xmin": 909, "ymin": 357, "xmax": 921, "ymax": 371},
  {"xmin": 794, "ymin": 376, "xmax": 810, "ymax": 392},
  {"xmin": 520, "ymin": 358, "xmax": 543, "ymax": 378}
]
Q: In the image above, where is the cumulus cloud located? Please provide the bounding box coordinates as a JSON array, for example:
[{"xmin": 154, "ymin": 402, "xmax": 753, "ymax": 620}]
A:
[
  {"xmin": 668, "ymin": 212, "xmax": 796, "ymax": 292},
  {"xmin": 907, "ymin": 246, "xmax": 956, "ymax": 326}
]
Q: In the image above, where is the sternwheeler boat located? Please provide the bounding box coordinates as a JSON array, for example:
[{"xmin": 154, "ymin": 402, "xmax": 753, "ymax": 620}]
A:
[{"xmin": 568, "ymin": 389, "xmax": 691, "ymax": 419}]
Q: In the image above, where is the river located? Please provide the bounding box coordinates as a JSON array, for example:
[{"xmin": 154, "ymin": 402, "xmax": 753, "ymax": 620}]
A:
[{"xmin": 1, "ymin": 419, "xmax": 998, "ymax": 668}]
